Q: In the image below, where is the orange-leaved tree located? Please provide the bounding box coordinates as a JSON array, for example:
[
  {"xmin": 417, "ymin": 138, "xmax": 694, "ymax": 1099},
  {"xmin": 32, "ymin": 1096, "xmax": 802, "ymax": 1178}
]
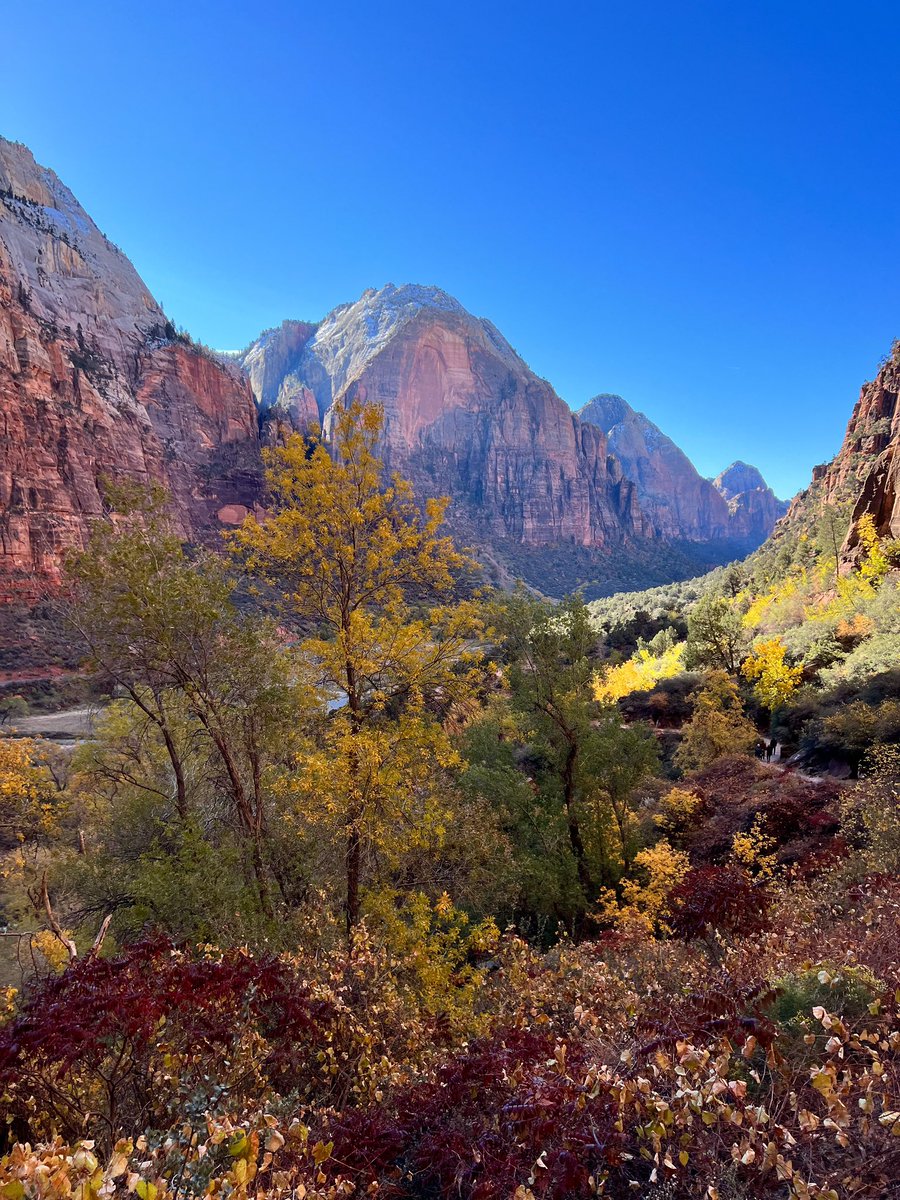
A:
[{"xmin": 231, "ymin": 401, "xmax": 485, "ymax": 937}]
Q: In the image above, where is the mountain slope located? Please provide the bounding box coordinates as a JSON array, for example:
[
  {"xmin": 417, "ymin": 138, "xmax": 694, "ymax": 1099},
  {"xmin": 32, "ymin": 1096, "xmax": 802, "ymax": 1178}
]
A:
[
  {"xmin": 0, "ymin": 137, "xmax": 261, "ymax": 603},
  {"xmin": 240, "ymin": 286, "xmax": 781, "ymax": 592},
  {"xmin": 0, "ymin": 132, "xmax": 789, "ymax": 621},
  {"xmin": 760, "ymin": 342, "xmax": 900, "ymax": 573}
]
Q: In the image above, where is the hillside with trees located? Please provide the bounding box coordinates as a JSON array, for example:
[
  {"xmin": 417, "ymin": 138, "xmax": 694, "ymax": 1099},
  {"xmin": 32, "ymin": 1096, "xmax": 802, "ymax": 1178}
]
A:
[{"xmin": 1, "ymin": 401, "xmax": 899, "ymax": 1199}]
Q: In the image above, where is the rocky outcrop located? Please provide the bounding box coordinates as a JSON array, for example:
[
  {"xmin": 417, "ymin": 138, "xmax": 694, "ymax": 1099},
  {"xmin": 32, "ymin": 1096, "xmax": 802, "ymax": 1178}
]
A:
[
  {"xmin": 826, "ymin": 348, "xmax": 899, "ymax": 561},
  {"xmin": 0, "ymin": 137, "xmax": 261, "ymax": 601},
  {"xmin": 713, "ymin": 461, "xmax": 789, "ymax": 542},
  {"xmin": 767, "ymin": 344, "xmax": 900, "ymax": 568},
  {"xmin": 714, "ymin": 462, "xmax": 768, "ymax": 498}
]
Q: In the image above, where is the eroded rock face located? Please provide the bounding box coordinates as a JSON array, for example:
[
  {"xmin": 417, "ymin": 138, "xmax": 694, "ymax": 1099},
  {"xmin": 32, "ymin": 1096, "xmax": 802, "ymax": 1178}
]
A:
[
  {"xmin": 769, "ymin": 346, "xmax": 900, "ymax": 567},
  {"xmin": 247, "ymin": 285, "xmax": 647, "ymax": 547},
  {"xmin": 237, "ymin": 319, "xmax": 318, "ymax": 429},
  {"xmin": 830, "ymin": 351, "xmax": 900, "ymax": 559},
  {"xmin": 0, "ymin": 137, "xmax": 261, "ymax": 601},
  {"xmin": 577, "ymin": 394, "xmax": 733, "ymax": 540},
  {"xmin": 714, "ymin": 462, "xmax": 768, "ymax": 498}
]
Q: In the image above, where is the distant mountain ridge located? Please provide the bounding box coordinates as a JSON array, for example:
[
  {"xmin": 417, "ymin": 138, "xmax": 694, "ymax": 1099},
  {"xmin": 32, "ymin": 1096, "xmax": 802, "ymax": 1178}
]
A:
[
  {"xmin": 575, "ymin": 395, "xmax": 786, "ymax": 543},
  {"xmin": 0, "ymin": 133, "xmax": 788, "ymax": 638},
  {"xmin": 238, "ymin": 285, "xmax": 784, "ymax": 582}
]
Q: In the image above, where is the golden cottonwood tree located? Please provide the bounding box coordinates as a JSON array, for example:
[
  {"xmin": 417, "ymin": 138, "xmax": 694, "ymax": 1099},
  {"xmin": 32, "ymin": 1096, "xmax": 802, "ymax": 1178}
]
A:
[
  {"xmin": 232, "ymin": 402, "xmax": 484, "ymax": 936},
  {"xmin": 675, "ymin": 672, "xmax": 758, "ymax": 772},
  {"xmin": 741, "ymin": 637, "xmax": 803, "ymax": 711}
]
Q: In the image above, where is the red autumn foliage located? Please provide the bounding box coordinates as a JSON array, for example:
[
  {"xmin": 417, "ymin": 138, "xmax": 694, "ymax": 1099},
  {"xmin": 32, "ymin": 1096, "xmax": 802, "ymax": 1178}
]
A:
[
  {"xmin": 667, "ymin": 864, "xmax": 770, "ymax": 942},
  {"xmin": 308, "ymin": 1029, "xmax": 631, "ymax": 1199},
  {"xmin": 0, "ymin": 938, "xmax": 336, "ymax": 1142}
]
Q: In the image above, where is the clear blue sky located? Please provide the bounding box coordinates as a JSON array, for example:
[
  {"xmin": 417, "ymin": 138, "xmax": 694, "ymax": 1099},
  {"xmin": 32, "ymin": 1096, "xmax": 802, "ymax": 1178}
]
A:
[{"xmin": 3, "ymin": 1, "xmax": 898, "ymax": 499}]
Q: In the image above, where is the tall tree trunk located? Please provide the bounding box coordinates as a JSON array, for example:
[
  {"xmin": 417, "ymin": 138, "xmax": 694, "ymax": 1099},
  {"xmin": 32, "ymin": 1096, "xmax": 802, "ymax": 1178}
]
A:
[
  {"xmin": 126, "ymin": 686, "xmax": 188, "ymax": 820},
  {"xmin": 562, "ymin": 740, "xmax": 593, "ymax": 902},
  {"xmin": 159, "ymin": 722, "xmax": 188, "ymax": 820},
  {"xmin": 195, "ymin": 707, "xmax": 274, "ymax": 921},
  {"xmin": 344, "ymin": 658, "xmax": 364, "ymax": 943}
]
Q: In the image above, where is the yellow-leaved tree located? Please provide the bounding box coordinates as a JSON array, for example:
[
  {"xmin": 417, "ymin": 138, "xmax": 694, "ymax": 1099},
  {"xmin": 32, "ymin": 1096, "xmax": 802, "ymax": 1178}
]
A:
[
  {"xmin": 675, "ymin": 672, "xmax": 759, "ymax": 772},
  {"xmin": 741, "ymin": 637, "xmax": 803, "ymax": 711},
  {"xmin": 232, "ymin": 402, "xmax": 485, "ymax": 937},
  {"xmin": 593, "ymin": 638, "xmax": 684, "ymax": 703},
  {"xmin": 856, "ymin": 513, "xmax": 890, "ymax": 585},
  {"xmin": 0, "ymin": 736, "xmax": 63, "ymax": 864}
]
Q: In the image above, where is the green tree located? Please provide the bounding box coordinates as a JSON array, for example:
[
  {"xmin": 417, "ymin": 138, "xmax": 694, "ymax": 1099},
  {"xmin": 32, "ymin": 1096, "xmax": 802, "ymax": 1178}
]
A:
[
  {"xmin": 496, "ymin": 591, "xmax": 659, "ymax": 911},
  {"xmin": 816, "ymin": 502, "xmax": 851, "ymax": 585},
  {"xmin": 684, "ymin": 593, "xmax": 746, "ymax": 673},
  {"xmin": 64, "ymin": 484, "xmax": 307, "ymax": 919},
  {"xmin": 675, "ymin": 671, "xmax": 758, "ymax": 772},
  {"xmin": 0, "ymin": 696, "xmax": 29, "ymax": 727}
]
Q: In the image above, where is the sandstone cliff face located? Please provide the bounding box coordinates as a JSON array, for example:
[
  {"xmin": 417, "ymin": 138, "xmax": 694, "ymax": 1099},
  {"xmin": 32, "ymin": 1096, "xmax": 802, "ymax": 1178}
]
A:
[
  {"xmin": 714, "ymin": 462, "xmax": 768, "ymax": 498},
  {"xmin": 825, "ymin": 349, "xmax": 899, "ymax": 560},
  {"xmin": 247, "ymin": 285, "xmax": 647, "ymax": 548},
  {"xmin": 768, "ymin": 346, "xmax": 900, "ymax": 567},
  {"xmin": 576, "ymin": 393, "xmax": 733, "ymax": 541},
  {"xmin": 712, "ymin": 461, "xmax": 789, "ymax": 542},
  {"xmin": 237, "ymin": 319, "xmax": 318, "ymax": 428},
  {"xmin": 0, "ymin": 138, "xmax": 261, "ymax": 601}
]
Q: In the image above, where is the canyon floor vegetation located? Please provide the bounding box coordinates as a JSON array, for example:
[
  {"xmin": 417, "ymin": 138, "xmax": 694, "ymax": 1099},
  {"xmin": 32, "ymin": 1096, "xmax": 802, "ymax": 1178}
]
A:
[{"xmin": 1, "ymin": 406, "xmax": 899, "ymax": 1199}]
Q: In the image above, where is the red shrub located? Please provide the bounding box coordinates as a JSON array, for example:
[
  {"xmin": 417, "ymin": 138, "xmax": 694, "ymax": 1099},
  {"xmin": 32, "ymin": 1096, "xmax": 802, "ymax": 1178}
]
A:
[
  {"xmin": 314, "ymin": 1029, "xmax": 631, "ymax": 1199},
  {"xmin": 668, "ymin": 865, "xmax": 770, "ymax": 942},
  {"xmin": 0, "ymin": 938, "xmax": 334, "ymax": 1144}
]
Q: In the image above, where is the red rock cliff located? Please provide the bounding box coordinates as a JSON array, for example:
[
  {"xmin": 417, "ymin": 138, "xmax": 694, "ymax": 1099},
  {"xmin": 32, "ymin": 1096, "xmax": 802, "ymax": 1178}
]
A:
[
  {"xmin": 0, "ymin": 138, "xmax": 261, "ymax": 601},
  {"xmin": 771, "ymin": 344, "xmax": 900, "ymax": 567},
  {"xmin": 830, "ymin": 349, "xmax": 900, "ymax": 557}
]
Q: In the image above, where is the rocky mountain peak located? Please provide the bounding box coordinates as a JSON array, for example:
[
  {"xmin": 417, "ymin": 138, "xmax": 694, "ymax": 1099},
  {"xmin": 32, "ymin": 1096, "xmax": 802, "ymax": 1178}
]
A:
[
  {"xmin": 576, "ymin": 394, "xmax": 788, "ymax": 546},
  {"xmin": 578, "ymin": 393, "xmax": 637, "ymax": 431},
  {"xmin": 296, "ymin": 283, "xmax": 525, "ymax": 419},
  {"xmin": 0, "ymin": 136, "xmax": 162, "ymax": 355},
  {"xmin": 577, "ymin": 392, "xmax": 732, "ymax": 540},
  {"xmin": 714, "ymin": 461, "xmax": 770, "ymax": 500},
  {"xmin": 578, "ymin": 394, "xmax": 682, "ymax": 456}
]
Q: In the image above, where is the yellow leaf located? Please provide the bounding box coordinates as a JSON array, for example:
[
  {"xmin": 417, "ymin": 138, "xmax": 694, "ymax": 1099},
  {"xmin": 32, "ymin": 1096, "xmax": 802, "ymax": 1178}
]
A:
[{"xmin": 312, "ymin": 1140, "xmax": 333, "ymax": 1166}]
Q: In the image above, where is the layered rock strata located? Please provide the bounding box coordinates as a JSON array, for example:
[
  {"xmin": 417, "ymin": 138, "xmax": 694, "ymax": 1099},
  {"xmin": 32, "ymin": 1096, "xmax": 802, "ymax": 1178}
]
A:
[{"xmin": 0, "ymin": 137, "xmax": 261, "ymax": 600}]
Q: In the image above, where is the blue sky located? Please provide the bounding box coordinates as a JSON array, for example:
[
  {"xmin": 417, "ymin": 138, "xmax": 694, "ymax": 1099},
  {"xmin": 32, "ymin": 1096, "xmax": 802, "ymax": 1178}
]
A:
[{"xmin": 2, "ymin": 1, "xmax": 898, "ymax": 499}]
